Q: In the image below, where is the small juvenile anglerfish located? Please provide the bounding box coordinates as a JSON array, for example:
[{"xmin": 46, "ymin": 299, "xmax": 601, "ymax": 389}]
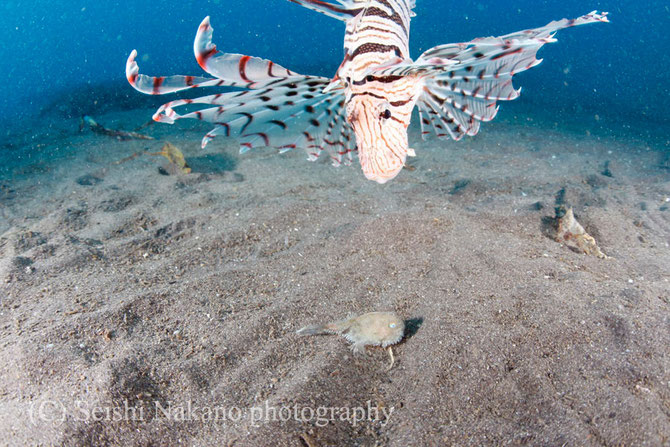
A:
[{"xmin": 297, "ymin": 311, "xmax": 405, "ymax": 368}]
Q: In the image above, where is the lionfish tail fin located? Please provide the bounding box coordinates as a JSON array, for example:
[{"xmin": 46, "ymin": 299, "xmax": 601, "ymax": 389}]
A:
[
  {"xmin": 379, "ymin": 11, "xmax": 609, "ymax": 141},
  {"xmin": 127, "ymin": 17, "xmax": 357, "ymax": 164}
]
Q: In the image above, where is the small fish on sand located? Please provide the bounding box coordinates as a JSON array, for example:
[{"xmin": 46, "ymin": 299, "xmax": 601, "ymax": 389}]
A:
[
  {"xmin": 150, "ymin": 142, "xmax": 191, "ymax": 174},
  {"xmin": 297, "ymin": 311, "xmax": 405, "ymax": 369}
]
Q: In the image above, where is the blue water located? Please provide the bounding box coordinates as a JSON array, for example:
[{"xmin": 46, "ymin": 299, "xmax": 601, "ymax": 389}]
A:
[{"xmin": 1, "ymin": 0, "xmax": 668, "ymax": 129}]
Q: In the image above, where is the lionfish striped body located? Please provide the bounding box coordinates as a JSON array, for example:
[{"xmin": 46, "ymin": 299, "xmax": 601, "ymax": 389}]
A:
[{"xmin": 126, "ymin": 1, "xmax": 608, "ymax": 183}]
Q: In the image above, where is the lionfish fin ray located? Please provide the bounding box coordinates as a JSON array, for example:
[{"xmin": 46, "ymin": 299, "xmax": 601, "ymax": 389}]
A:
[
  {"xmin": 286, "ymin": 0, "xmax": 362, "ymax": 21},
  {"xmin": 194, "ymin": 17, "xmax": 301, "ymax": 86},
  {"xmin": 126, "ymin": 50, "xmax": 225, "ymax": 95}
]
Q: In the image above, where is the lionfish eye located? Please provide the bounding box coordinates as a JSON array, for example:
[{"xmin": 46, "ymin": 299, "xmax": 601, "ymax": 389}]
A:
[{"xmin": 381, "ymin": 109, "xmax": 392, "ymax": 120}]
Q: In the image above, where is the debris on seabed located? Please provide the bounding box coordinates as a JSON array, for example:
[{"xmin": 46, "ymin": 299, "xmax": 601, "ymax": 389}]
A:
[
  {"xmin": 113, "ymin": 152, "xmax": 143, "ymax": 165},
  {"xmin": 555, "ymin": 206, "xmax": 608, "ymax": 259},
  {"xmin": 299, "ymin": 432, "xmax": 319, "ymax": 447},
  {"xmin": 80, "ymin": 115, "xmax": 154, "ymax": 140}
]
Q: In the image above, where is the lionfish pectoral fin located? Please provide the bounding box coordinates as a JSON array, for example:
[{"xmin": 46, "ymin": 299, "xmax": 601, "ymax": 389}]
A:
[
  {"xmin": 286, "ymin": 0, "xmax": 362, "ymax": 21},
  {"xmin": 377, "ymin": 11, "xmax": 608, "ymax": 142},
  {"xmin": 129, "ymin": 17, "xmax": 357, "ymax": 165}
]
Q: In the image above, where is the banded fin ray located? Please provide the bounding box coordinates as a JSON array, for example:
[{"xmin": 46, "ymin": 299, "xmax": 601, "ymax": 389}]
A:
[
  {"xmin": 194, "ymin": 16, "xmax": 299, "ymax": 86},
  {"xmin": 126, "ymin": 50, "xmax": 229, "ymax": 95},
  {"xmin": 126, "ymin": 17, "xmax": 302, "ymax": 95},
  {"xmin": 286, "ymin": 0, "xmax": 417, "ymax": 22},
  {"xmin": 126, "ymin": 17, "xmax": 356, "ymax": 165},
  {"xmin": 378, "ymin": 10, "xmax": 609, "ymax": 141},
  {"xmin": 286, "ymin": 0, "xmax": 363, "ymax": 21}
]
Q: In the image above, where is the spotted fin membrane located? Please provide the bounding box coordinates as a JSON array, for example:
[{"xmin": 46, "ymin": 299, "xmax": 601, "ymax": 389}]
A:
[
  {"xmin": 375, "ymin": 11, "xmax": 609, "ymax": 141},
  {"xmin": 126, "ymin": 16, "xmax": 356, "ymax": 166}
]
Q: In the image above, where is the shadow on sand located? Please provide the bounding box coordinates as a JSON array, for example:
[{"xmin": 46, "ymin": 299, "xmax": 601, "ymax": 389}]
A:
[{"xmin": 188, "ymin": 153, "xmax": 237, "ymax": 175}]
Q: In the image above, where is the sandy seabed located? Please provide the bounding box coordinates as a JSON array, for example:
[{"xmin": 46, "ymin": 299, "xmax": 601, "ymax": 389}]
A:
[{"xmin": 0, "ymin": 106, "xmax": 669, "ymax": 446}]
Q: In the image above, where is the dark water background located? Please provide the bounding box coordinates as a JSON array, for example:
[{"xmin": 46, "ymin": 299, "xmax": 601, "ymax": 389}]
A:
[{"xmin": 1, "ymin": 0, "xmax": 668, "ymax": 132}]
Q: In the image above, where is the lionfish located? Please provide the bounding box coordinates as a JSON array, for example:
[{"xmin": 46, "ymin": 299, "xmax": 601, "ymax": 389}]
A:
[{"xmin": 126, "ymin": 1, "xmax": 608, "ymax": 183}]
